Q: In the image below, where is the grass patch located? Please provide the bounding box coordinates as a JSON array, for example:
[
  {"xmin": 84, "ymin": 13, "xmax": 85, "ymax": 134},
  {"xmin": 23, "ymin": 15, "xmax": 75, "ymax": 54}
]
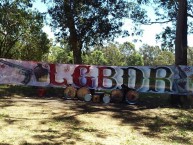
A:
[
  {"xmin": 0, "ymin": 84, "xmax": 64, "ymax": 98},
  {"xmin": 0, "ymin": 113, "xmax": 10, "ymax": 119}
]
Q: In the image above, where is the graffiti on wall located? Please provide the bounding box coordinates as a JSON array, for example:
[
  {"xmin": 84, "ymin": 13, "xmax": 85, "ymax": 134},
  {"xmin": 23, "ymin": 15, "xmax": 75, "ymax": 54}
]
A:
[{"xmin": 1, "ymin": 58, "xmax": 193, "ymax": 94}]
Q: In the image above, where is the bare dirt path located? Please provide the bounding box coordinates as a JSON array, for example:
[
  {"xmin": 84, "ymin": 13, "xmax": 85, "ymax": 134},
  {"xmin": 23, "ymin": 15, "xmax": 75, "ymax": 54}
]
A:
[{"xmin": 0, "ymin": 95, "xmax": 193, "ymax": 145}]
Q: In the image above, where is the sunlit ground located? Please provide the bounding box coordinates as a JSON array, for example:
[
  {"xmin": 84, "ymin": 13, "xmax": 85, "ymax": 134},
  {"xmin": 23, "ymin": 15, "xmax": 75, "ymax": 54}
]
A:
[{"xmin": 0, "ymin": 90, "xmax": 193, "ymax": 145}]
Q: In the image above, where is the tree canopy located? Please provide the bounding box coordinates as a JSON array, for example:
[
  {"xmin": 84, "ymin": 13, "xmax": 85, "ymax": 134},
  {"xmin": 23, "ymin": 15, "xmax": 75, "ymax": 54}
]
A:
[
  {"xmin": 0, "ymin": 0, "xmax": 50, "ymax": 61},
  {"xmin": 47, "ymin": 0, "xmax": 130, "ymax": 64},
  {"xmin": 1, "ymin": 0, "xmax": 192, "ymax": 67},
  {"xmin": 129, "ymin": 0, "xmax": 193, "ymax": 52}
]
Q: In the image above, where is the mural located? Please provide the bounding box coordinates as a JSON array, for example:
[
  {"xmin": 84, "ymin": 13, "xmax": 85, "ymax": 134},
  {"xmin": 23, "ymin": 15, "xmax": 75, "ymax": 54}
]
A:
[{"xmin": 1, "ymin": 58, "xmax": 193, "ymax": 95}]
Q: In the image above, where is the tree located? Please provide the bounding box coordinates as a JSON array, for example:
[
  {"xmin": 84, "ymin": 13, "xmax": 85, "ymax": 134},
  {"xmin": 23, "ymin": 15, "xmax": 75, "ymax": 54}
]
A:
[
  {"xmin": 102, "ymin": 43, "xmax": 124, "ymax": 66},
  {"xmin": 83, "ymin": 49, "xmax": 107, "ymax": 65},
  {"xmin": 126, "ymin": 52, "xmax": 144, "ymax": 66},
  {"xmin": 47, "ymin": 46, "xmax": 73, "ymax": 63},
  {"xmin": 13, "ymin": 31, "xmax": 50, "ymax": 61},
  {"xmin": 139, "ymin": 44, "xmax": 161, "ymax": 66},
  {"xmin": 119, "ymin": 42, "xmax": 135, "ymax": 63},
  {"xmin": 172, "ymin": 0, "xmax": 191, "ymax": 108},
  {"xmin": 154, "ymin": 51, "xmax": 175, "ymax": 65},
  {"xmin": 119, "ymin": 42, "xmax": 143, "ymax": 66},
  {"xmin": 119, "ymin": 42, "xmax": 136, "ymax": 56},
  {"xmin": 0, "ymin": 0, "xmax": 50, "ymax": 61},
  {"xmin": 175, "ymin": 0, "xmax": 188, "ymax": 65},
  {"xmin": 129, "ymin": 0, "xmax": 193, "ymax": 51},
  {"xmin": 132, "ymin": 0, "xmax": 192, "ymax": 107},
  {"xmin": 47, "ymin": 0, "xmax": 130, "ymax": 64}
]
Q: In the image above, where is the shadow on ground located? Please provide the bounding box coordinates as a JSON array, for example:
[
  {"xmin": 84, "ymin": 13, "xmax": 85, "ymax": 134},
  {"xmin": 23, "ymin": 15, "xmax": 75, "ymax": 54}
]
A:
[
  {"xmin": 62, "ymin": 93, "xmax": 193, "ymax": 145},
  {"xmin": 0, "ymin": 85, "xmax": 193, "ymax": 144}
]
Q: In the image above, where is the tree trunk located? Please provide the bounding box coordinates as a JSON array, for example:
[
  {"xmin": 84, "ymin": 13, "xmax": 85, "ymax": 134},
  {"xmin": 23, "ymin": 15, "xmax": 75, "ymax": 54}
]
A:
[
  {"xmin": 72, "ymin": 40, "xmax": 82, "ymax": 64},
  {"xmin": 67, "ymin": 2, "xmax": 82, "ymax": 64},
  {"xmin": 69, "ymin": 29, "xmax": 82, "ymax": 64},
  {"xmin": 68, "ymin": 35, "xmax": 82, "ymax": 65},
  {"xmin": 175, "ymin": 0, "xmax": 187, "ymax": 65},
  {"xmin": 171, "ymin": 0, "xmax": 191, "ymax": 108}
]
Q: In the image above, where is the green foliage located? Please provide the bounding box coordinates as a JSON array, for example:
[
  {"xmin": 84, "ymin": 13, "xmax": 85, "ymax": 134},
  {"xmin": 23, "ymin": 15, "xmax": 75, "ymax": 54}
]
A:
[
  {"xmin": 139, "ymin": 44, "xmax": 175, "ymax": 66},
  {"xmin": 0, "ymin": 0, "xmax": 50, "ymax": 61},
  {"xmin": 119, "ymin": 42, "xmax": 144, "ymax": 66},
  {"xmin": 47, "ymin": 46, "xmax": 73, "ymax": 63},
  {"xmin": 154, "ymin": 51, "xmax": 174, "ymax": 65},
  {"xmin": 102, "ymin": 43, "xmax": 124, "ymax": 66},
  {"xmin": 13, "ymin": 31, "xmax": 50, "ymax": 61},
  {"xmin": 83, "ymin": 49, "xmax": 107, "ymax": 65},
  {"xmin": 35, "ymin": 39, "xmax": 174, "ymax": 66},
  {"xmin": 48, "ymin": 42, "xmax": 144, "ymax": 66},
  {"xmin": 127, "ymin": 52, "xmax": 144, "ymax": 66},
  {"xmin": 130, "ymin": 0, "xmax": 193, "ymax": 51},
  {"xmin": 119, "ymin": 42, "xmax": 136, "ymax": 55},
  {"xmin": 47, "ymin": 0, "xmax": 130, "ymax": 63},
  {"xmin": 188, "ymin": 47, "xmax": 193, "ymax": 65},
  {"xmin": 139, "ymin": 44, "xmax": 161, "ymax": 66}
]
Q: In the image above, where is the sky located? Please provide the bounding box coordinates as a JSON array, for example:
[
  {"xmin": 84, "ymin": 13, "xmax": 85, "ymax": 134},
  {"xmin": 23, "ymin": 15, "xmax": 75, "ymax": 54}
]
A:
[{"xmin": 32, "ymin": 0, "xmax": 193, "ymax": 50}]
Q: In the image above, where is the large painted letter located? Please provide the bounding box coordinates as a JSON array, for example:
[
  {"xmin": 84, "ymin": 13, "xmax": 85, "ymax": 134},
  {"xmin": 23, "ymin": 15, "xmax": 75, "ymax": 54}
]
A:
[
  {"xmin": 98, "ymin": 67, "xmax": 117, "ymax": 89},
  {"xmin": 72, "ymin": 65, "xmax": 95, "ymax": 88},
  {"xmin": 149, "ymin": 67, "xmax": 173, "ymax": 92},
  {"xmin": 121, "ymin": 67, "xmax": 144, "ymax": 90},
  {"xmin": 49, "ymin": 64, "xmax": 67, "ymax": 86}
]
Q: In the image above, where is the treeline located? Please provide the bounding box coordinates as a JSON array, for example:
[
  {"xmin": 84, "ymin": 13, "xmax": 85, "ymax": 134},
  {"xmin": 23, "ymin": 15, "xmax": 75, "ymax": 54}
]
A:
[
  {"xmin": 1, "ymin": 1, "xmax": 193, "ymax": 66},
  {"xmin": 46, "ymin": 42, "xmax": 193, "ymax": 66}
]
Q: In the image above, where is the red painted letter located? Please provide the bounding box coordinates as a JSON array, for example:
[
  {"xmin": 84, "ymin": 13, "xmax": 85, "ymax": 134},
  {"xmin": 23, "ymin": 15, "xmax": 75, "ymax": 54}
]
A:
[
  {"xmin": 72, "ymin": 65, "xmax": 95, "ymax": 88},
  {"xmin": 49, "ymin": 64, "xmax": 67, "ymax": 86}
]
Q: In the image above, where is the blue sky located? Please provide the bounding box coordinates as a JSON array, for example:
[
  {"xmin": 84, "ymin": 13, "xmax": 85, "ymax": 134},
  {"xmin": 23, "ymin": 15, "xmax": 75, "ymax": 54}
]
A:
[{"xmin": 32, "ymin": 0, "xmax": 193, "ymax": 50}]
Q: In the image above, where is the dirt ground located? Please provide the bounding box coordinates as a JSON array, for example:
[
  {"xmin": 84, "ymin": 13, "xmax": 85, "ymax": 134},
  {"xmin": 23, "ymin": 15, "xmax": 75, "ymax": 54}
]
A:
[{"xmin": 0, "ymin": 94, "xmax": 193, "ymax": 145}]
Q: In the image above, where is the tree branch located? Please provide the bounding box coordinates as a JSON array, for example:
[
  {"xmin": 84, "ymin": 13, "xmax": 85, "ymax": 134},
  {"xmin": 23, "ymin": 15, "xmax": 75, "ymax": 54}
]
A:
[
  {"xmin": 187, "ymin": 13, "xmax": 193, "ymax": 18},
  {"xmin": 140, "ymin": 19, "xmax": 174, "ymax": 25},
  {"xmin": 0, "ymin": 30, "xmax": 6, "ymax": 36},
  {"xmin": 174, "ymin": 0, "xmax": 179, "ymax": 12}
]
